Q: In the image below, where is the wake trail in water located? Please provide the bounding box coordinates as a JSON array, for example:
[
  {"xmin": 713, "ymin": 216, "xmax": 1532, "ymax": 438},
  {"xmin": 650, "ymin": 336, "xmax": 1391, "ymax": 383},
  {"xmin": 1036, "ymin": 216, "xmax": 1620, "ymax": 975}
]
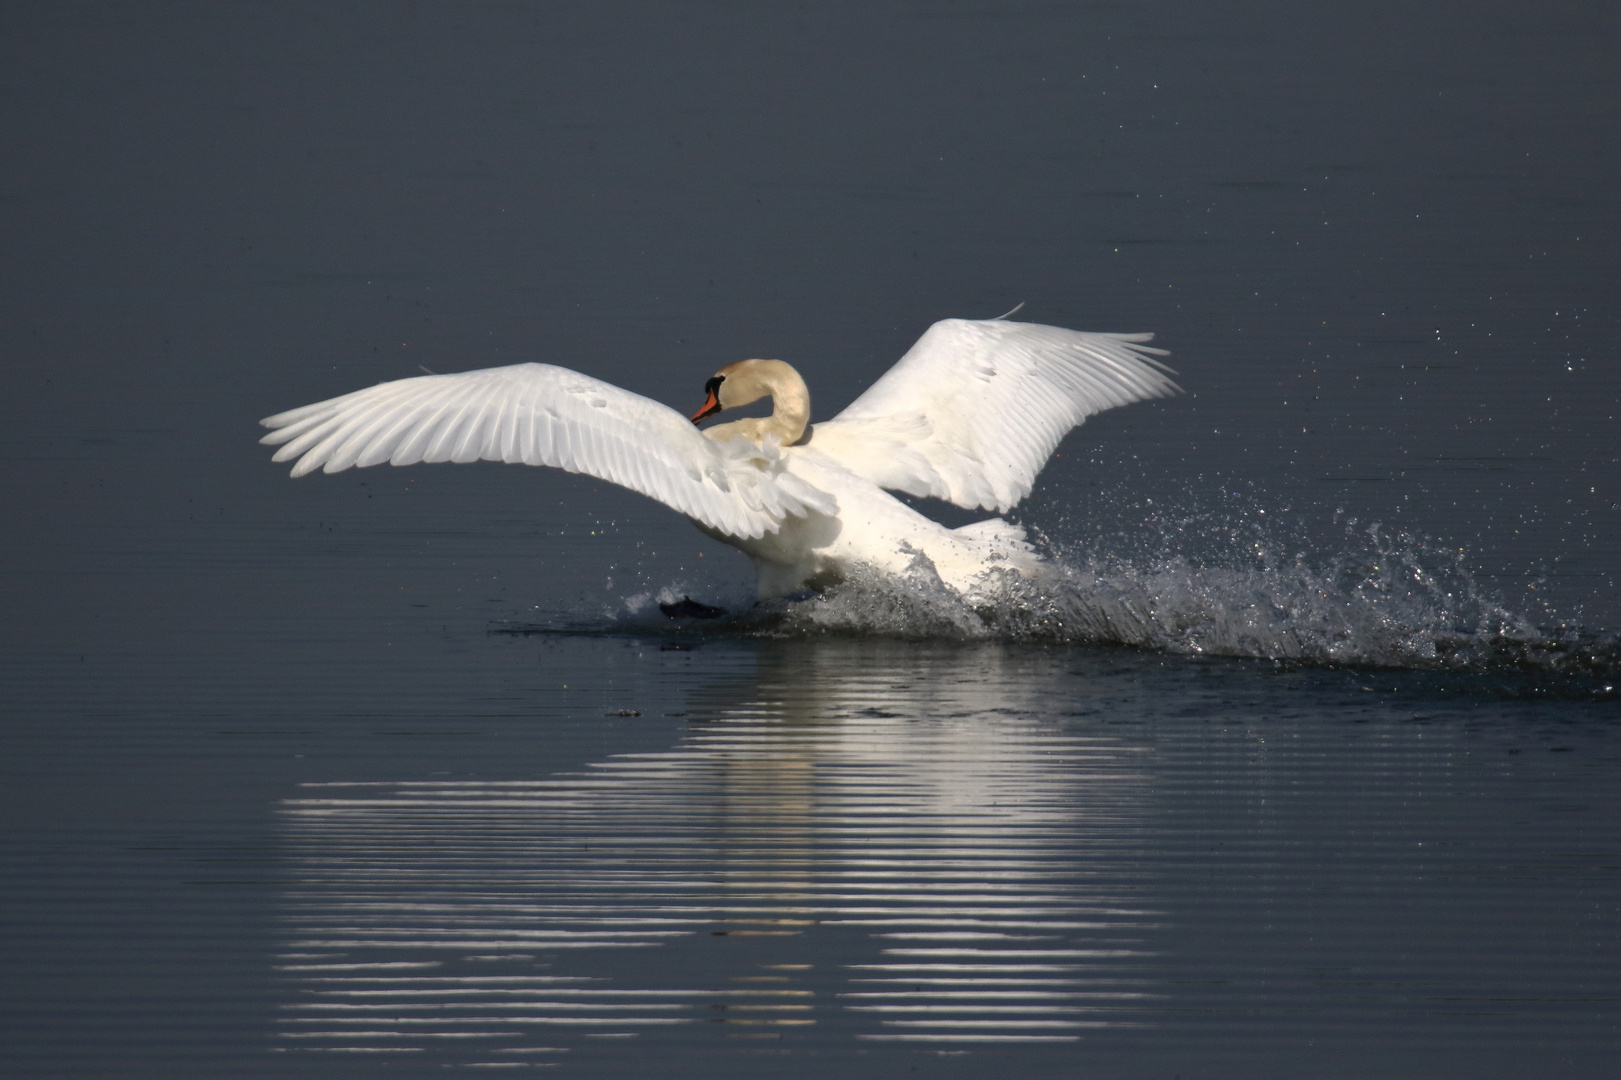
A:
[
  {"xmin": 748, "ymin": 546, "xmax": 1614, "ymax": 676},
  {"xmin": 513, "ymin": 506, "xmax": 1619, "ymax": 688}
]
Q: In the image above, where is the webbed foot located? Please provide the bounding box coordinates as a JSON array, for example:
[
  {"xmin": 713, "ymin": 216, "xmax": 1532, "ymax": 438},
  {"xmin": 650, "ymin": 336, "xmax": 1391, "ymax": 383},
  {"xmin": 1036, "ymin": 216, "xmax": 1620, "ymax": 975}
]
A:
[{"xmin": 658, "ymin": 595, "xmax": 728, "ymax": 620}]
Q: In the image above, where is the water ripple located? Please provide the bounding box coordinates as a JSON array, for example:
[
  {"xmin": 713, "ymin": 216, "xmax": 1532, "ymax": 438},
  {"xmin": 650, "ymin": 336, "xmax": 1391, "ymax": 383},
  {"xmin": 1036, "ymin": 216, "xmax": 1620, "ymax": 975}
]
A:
[{"xmin": 276, "ymin": 667, "xmax": 1154, "ymax": 1062}]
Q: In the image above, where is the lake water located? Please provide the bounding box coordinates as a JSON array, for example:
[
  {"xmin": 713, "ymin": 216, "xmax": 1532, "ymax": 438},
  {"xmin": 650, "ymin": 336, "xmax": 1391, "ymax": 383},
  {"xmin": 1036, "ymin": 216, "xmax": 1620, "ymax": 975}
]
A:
[{"xmin": 1, "ymin": 2, "xmax": 1616, "ymax": 1077}]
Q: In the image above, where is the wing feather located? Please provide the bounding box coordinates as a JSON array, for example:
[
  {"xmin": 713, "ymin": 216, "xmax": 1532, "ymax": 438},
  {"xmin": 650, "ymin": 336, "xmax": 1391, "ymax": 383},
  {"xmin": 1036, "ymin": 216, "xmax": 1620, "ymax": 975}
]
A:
[
  {"xmin": 260, "ymin": 363, "xmax": 835, "ymax": 539},
  {"xmin": 812, "ymin": 318, "xmax": 1179, "ymax": 513}
]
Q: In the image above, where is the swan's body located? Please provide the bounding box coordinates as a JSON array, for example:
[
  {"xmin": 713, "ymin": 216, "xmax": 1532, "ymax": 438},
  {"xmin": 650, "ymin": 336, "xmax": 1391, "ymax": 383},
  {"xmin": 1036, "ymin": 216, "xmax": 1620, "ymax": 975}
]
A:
[{"xmin": 260, "ymin": 317, "xmax": 1178, "ymax": 600}]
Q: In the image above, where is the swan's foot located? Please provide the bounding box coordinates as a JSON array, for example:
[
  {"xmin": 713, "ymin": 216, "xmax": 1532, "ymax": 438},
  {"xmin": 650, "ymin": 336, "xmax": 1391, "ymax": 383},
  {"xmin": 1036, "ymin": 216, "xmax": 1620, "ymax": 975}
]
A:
[
  {"xmin": 755, "ymin": 565, "xmax": 845, "ymax": 602},
  {"xmin": 659, "ymin": 595, "xmax": 728, "ymax": 620}
]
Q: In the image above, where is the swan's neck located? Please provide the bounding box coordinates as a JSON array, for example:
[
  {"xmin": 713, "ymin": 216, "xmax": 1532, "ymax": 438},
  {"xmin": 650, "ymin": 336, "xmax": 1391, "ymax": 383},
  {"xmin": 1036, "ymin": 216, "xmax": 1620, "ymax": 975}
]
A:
[
  {"xmin": 762, "ymin": 375, "xmax": 810, "ymax": 445},
  {"xmin": 704, "ymin": 359, "xmax": 810, "ymax": 446}
]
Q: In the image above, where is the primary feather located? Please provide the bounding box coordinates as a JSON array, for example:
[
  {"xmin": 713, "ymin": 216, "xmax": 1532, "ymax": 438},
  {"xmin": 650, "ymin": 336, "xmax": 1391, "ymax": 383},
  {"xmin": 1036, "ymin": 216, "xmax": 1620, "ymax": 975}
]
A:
[
  {"xmin": 810, "ymin": 319, "xmax": 1178, "ymax": 513},
  {"xmin": 259, "ymin": 363, "xmax": 835, "ymax": 540}
]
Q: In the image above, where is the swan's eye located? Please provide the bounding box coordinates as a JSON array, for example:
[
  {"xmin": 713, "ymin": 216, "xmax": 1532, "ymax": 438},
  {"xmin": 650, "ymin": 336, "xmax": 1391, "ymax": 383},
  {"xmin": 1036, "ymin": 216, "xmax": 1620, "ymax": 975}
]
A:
[{"xmin": 704, "ymin": 375, "xmax": 724, "ymax": 397}]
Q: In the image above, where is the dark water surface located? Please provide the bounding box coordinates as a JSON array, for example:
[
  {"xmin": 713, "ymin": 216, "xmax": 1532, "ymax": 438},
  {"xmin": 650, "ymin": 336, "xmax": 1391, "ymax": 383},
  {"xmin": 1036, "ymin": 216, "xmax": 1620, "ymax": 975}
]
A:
[{"xmin": 2, "ymin": 2, "xmax": 1618, "ymax": 1077}]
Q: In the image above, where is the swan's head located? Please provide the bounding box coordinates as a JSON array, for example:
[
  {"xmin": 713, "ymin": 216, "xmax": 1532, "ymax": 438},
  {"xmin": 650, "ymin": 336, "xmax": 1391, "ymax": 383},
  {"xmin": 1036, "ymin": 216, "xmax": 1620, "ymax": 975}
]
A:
[{"xmin": 689, "ymin": 359, "xmax": 804, "ymax": 425}]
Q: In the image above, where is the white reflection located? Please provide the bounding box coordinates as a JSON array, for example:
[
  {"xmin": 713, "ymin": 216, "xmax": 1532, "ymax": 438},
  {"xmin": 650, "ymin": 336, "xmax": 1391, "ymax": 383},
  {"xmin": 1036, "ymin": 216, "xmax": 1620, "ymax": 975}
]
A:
[{"xmin": 275, "ymin": 643, "xmax": 1158, "ymax": 1062}]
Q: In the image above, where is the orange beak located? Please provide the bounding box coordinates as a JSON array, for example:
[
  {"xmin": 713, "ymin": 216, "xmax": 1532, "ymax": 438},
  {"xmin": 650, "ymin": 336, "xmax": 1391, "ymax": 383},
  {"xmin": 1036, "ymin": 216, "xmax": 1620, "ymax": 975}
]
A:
[
  {"xmin": 690, "ymin": 389, "xmax": 722, "ymax": 424},
  {"xmin": 690, "ymin": 376, "xmax": 725, "ymax": 424}
]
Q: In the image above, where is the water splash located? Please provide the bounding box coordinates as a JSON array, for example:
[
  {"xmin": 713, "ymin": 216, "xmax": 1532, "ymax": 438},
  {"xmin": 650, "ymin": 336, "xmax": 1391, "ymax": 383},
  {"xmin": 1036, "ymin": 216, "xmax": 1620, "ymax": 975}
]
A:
[
  {"xmin": 1022, "ymin": 517, "xmax": 1540, "ymax": 665},
  {"xmin": 509, "ymin": 506, "xmax": 1619, "ymax": 685}
]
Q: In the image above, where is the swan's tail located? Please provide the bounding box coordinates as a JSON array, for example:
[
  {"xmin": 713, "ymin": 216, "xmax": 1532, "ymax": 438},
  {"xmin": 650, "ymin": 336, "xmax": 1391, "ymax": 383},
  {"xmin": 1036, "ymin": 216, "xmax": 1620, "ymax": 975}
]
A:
[{"xmin": 953, "ymin": 518, "xmax": 1045, "ymax": 579}]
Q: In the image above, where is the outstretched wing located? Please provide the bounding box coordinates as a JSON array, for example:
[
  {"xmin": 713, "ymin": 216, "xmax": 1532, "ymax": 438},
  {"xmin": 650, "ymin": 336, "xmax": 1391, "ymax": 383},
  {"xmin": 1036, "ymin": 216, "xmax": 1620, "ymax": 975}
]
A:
[
  {"xmin": 259, "ymin": 363, "xmax": 836, "ymax": 540},
  {"xmin": 809, "ymin": 318, "xmax": 1179, "ymax": 513}
]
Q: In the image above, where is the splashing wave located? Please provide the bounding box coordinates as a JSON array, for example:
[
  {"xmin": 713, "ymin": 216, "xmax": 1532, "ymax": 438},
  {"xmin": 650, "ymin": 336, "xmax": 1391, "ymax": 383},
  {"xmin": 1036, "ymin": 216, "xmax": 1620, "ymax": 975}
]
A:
[{"xmin": 512, "ymin": 512, "xmax": 1619, "ymax": 685}]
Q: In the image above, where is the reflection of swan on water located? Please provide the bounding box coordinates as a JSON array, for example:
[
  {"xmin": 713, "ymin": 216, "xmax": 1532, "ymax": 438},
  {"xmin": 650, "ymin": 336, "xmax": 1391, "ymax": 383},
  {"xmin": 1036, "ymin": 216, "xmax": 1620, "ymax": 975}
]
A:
[
  {"xmin": 273, "ymin": 644, "xmax": 1161, "ymax": 1062},
  {"xmin": 260, "ymin": 316, "xmax": 1177, "ymax": 599}
]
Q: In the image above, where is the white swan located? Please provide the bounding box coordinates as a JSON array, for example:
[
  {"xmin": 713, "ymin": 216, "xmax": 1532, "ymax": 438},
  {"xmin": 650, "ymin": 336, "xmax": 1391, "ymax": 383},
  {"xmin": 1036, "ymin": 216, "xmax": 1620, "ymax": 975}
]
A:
[{"xmin": 260, "ymin": 316, "xmax": 1178, "ymax": 600}]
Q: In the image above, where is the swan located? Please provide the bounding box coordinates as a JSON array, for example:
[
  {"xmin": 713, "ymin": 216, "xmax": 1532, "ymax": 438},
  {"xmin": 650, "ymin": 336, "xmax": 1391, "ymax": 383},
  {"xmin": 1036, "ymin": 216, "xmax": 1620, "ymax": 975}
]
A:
[{"xmin": 259, "ymin": 316, "xmax": 1179, "ymax": 600}]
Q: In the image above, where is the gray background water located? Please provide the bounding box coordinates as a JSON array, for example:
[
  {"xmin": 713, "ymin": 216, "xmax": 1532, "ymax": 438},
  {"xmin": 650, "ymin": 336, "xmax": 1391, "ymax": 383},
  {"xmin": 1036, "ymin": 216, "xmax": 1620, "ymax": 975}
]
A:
[{"xmin": 1, "ymin": 1, "xmax": 1616, "ymax": 1076}]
